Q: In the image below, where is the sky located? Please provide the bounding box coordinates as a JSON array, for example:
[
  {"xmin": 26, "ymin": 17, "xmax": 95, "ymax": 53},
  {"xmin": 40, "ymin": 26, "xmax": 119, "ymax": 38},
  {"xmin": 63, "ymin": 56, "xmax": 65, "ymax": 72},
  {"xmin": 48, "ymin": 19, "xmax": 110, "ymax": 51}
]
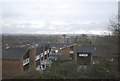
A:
[{"xmin": 0, "ymin": 0, "xmax": 118, "ymax": 35}]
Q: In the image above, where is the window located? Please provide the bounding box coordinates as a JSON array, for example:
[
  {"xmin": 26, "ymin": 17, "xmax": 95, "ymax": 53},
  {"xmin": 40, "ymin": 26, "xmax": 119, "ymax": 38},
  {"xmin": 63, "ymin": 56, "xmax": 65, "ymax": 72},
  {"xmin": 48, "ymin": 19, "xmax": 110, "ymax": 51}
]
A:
[
  {"xmin": 23, "ymin": 58, "xmax": 29, "ymax": 66},
  {"xmin": 70, "ymin": 51, "xmax": 74, "ymax": 54},
  {"xmin": 41, "ymin": 57, "xmax": 43, "ymax": 60},
  {"xmin": 36, "ymin": 55, "xmax": 40, "ymax": 61},
  {"xmin": 60, "ymin": 48, "xmax": 62, "ymax": 50},
  {"xmin": 55, "ymin": 50, "xmax": 58, "ymax": 53},
  {"xmin": 45, "ymin": 55, "xmax": 47, "ymax": 59},
  {"xmin": 36, "ymin": 65, "xmax": 40, "ymax": 70},
  {"xmin": 41, "ymin": 65, "xmax": 45, "ymax": 70},
  {"xmin": 43, "ymin": 65, "xmax": 45, "ymax": 68},
  {"xmin": 44, "ymin": 51, "xmax": 48, "ymax": 55},
  {"xmin": 79, "ymin": 54, "xmax": 88, "ymax": 57},
  {"xmin": 41, "ymin": 53, "xmax": 43, "ymax": 57},
  {"xmin": 47, "ymin": 50, "xmax": 49, "ymax": 53}
]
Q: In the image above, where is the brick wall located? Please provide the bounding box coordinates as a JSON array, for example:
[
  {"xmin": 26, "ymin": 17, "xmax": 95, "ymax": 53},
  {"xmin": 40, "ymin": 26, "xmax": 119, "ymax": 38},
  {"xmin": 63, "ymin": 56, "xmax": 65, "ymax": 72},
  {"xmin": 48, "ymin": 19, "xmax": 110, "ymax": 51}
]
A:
[
  {"xmin": 29, "ymin": 48, "xmax": 36, "ymax": 69},
  {"xmin": 2, "ymin": 59, "xmax": 23, "ymax": 79},
  {"xmin": 68, "ymin": 38, "xmax": 76, "ymax": 44},
  {"xmin": 60, "ymin": 47, "xmax": 70, "ymax": 60}
]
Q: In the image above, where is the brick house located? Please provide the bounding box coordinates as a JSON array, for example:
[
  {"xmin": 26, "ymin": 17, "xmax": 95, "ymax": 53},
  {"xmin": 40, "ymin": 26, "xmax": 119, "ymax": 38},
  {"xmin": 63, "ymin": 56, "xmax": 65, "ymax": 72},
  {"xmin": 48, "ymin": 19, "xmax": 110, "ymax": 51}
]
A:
[
  {"xmin": 76, "ymin": 52, "xmax": 91, "ymax": 65},
  {"xmin": 59, "ymin": 44, "xmax": 76, "ymax": 61},
  {"xmin": 76, "ymin": 45, "xmax": 118, "ymax": 65},
  {"xmin": 58, "ymin": 34, "xmax": 79, "ymax": 44},
  {"xmin": 2, "ymin": 44, "xmax": 51, "ymax": 79},
  {"xmin": 36, "ymin": 44, "xmax": 51, "ymax": 70},
  {"xmin": 49, "ymin": 43, "xmax": 76, "ymax": 60},
  {"xmin": 2, "ymin": 46, "xmax": 35, "ymax": 79}
]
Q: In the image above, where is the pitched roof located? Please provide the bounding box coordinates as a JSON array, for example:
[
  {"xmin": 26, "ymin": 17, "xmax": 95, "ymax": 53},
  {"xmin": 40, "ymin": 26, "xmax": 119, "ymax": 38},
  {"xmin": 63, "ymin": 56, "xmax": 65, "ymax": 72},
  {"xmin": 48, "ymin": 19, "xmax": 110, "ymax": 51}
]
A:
[
  {"xmin": 76, "ymin": 45, "xmax": 118, "ymax": 57},
  {"xmin": 49, "ymin": 43, "xmax": 74, "ymax": 48},
  {"xmin": 36, "ymin": 43, "xmax": 50, "ymax": 55},
  {"xmin": 2, "ymin": 47, "xmax": 28, "ymax": 60},
  {"xmin": 36, "ymin": 46, "xmax": 43, "ymax": 55}
]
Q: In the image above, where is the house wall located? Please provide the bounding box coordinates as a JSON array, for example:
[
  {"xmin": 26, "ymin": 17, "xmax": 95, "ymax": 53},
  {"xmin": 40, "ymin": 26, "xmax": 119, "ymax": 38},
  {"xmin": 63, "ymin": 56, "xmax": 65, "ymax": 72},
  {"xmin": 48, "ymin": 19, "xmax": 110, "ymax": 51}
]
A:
[
  {"xmin": 88, "ymin": 37, "xmax": 96, "ymax": 44},
  {"xmin": 58, "ymin": 45, "xmax": 76, "ymax": 60},
  {"xmin": 68, "ymin": 38, "xmax": 76, "ymax": 44},
  {"xmin": 69, "ymin": 46, "xmax": 75, "ymax": 60},
  {"xmin": 76, "ymin": 52, "xmax": 91, "ymax": 65},
  {"xmin": 60, "ymin": 47, "xmax": 70, "ymax": 60},
  {"xmin": 2, "ymin": 59, "xmax": 23, "ymax": 79},
  {"xmin": 29, "ymin": 48, "xmax": 36, "ymax": 69},
  {"xmin": 2, "ymin": 46, "xmax": 50, "ymax": 79},
  {"xmin": 58, "ymin": 37, "xmax": 65, "ymax": 43}
]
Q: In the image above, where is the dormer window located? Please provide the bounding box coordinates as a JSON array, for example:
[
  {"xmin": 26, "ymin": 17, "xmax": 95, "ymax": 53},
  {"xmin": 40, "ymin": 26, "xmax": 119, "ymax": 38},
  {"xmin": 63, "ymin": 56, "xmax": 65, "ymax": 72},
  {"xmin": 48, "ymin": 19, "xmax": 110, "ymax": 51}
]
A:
[{"xmin": 79, "ymin": 54, "xmax": 88, "ymax": 57}]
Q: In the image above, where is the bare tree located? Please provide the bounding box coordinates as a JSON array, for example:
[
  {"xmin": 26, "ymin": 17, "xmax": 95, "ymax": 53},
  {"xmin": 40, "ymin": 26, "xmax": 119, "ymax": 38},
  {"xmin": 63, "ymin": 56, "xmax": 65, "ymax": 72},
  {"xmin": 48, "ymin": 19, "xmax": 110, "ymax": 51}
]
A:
[
  {"xmin": 108, "ymin": 16, "xmax": 120, "ymax": 37},
  {"xmin": 107, "ymin": 16, "xmax": 120, "ymax": 45}
]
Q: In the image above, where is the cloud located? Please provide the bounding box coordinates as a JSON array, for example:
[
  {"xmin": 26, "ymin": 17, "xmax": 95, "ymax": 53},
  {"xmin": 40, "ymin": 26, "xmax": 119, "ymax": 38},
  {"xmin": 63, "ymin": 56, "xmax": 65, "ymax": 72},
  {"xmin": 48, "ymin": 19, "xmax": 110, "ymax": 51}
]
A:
[
  {"xmin": 1, "ymin": 1, "xmax": 117, "ymax": 34},
  {"xmin": 1, "ymin": 2, "xmax": 117, "ymax": 21},
  {"xmin": 2, "ymin": 20, "xmax": 109, "ymax": 35}
]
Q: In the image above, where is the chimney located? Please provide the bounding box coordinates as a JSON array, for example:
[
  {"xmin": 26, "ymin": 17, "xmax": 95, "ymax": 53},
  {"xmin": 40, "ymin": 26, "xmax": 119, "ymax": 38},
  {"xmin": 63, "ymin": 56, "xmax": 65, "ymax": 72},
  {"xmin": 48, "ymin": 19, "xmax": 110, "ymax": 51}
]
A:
[{"xmin": 29, "ymin": 47, "xmax": 36, "ymax": 69}]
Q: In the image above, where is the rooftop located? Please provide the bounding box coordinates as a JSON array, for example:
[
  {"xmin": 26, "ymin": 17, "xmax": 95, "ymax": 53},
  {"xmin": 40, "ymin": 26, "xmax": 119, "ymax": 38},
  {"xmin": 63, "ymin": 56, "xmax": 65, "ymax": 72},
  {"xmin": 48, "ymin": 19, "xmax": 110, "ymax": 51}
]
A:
[
  {"xmin": 36, "ymin": 44, "xmax": 49, "ymax": 55},
  {"xmin": 49, "ymin": 43, "xmax": 75, "ymax": 48},
  {"xmin": 2, "ymin": 47, "xmax": 28, "ymax": 60},
  {"xmin": 76, "ymin": 45, "xmax": 118, "ymax": 57}
]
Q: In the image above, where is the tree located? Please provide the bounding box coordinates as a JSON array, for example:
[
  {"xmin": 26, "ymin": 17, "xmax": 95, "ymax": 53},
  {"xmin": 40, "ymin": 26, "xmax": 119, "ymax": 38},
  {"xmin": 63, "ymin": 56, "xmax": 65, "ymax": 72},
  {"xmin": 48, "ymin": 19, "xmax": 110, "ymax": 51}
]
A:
[
  {"xmin": 108, "ymin": 16, "xmax": 120, "ymax": 45},
  {"xmin": 90, "ymin": 57, "xmax": 119, "ymax": 79},
  {"xmin": 109, "ymin": 16, "xmax": 120, "ymax": 37}
]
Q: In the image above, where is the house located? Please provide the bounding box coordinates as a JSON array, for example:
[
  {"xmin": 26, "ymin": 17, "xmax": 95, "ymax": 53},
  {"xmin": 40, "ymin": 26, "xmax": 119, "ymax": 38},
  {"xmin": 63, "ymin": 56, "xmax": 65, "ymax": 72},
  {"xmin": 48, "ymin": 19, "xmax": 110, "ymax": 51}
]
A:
[
  {"xmin": 58, "ymin": 34, "xmax": 68, "ymax": 43},
  {"xmin": 49, "ymin": 43, "xmax": 76, "ymax": 60},
  {"xmin": 76, "ymin": 52, "xmax": 91, "ymax": 65},
  {"xmin": 49, "ymin": 43, "xmax": 68, "ymax": 60},
  {"xmin": 2, "ymin": 44, "xmax": 51, "ymax": 79},
  {"xmin": 58, "ymin": 34, "xmax": 78, "ymax": 44},
  {"xmin": 36, "ymin": 44, "xmax": 51, "ymax": 70},
  {"xmin": 2, "ymin": 46, "xmax": 35, "ymax": 79},
  {"xmin": 49, "ymin": 53, "xmax": 62, "ymax": 60},
  {"xmin": 59, "ymin": 44, "xmax": 75, "ymax": 60},
  {"xmin": 76, "ymin": 45, "xmax": 118, "ymax": 65}
]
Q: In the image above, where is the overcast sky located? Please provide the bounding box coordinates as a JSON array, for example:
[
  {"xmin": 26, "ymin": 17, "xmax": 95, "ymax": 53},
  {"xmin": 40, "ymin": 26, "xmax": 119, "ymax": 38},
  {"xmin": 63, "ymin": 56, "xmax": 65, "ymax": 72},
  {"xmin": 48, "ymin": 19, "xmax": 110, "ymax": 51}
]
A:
[{"xmin": 1, "ymin": 0, "xmax": 118, "ymax": 35}]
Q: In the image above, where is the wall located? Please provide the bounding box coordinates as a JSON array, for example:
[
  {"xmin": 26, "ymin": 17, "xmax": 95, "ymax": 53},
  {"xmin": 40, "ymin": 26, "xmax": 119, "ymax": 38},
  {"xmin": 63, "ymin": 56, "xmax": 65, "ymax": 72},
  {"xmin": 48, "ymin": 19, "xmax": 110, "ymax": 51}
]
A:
[
  {"xmin": 29, "ymin": 48, "xmax": 36, "ymax": 69},
  {"xmin": 60, "ymin": 47, "xmax": 70, "ymax": 60},
  {"xmin": 68, "ymin": 38, "xmax": 76, "ymax": 44},
  {"xmin": 76, "ymin": 52, "xmax": 91, "ymax": 65},
  {"xmin": 2, "ymin": 59, "xmax": 23, "ymax": 79}
]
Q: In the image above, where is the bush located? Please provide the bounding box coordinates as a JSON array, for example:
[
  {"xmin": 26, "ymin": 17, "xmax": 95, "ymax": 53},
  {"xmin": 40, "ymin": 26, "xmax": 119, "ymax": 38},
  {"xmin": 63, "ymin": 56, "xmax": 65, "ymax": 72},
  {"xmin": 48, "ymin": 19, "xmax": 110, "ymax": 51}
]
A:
[{"xmin": 13, "ymin": 58, "xmax": 119, "ymax": 79}]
